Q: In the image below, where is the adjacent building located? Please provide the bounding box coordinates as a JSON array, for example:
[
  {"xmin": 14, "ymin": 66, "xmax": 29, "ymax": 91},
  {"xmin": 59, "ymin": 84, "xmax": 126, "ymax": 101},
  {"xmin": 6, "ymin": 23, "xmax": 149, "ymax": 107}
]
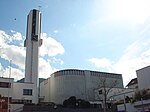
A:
[
  {"xmin": 116, "ymin": 66, "xmax": 150, "ymax": 112},
  {"xmin": 0, "ymin": 77, "xmax": 35, "ymax": 111},
  {"xmin": 126, "ymin": 78, "xmax": 138, "ymax": 89},
  {"xmin": 40, "ymin": 69, "xmax": 124, "ymax": 104},
  {"xmin": 136, "ymin": 66, "xmax": 150, "ymax": 89}
]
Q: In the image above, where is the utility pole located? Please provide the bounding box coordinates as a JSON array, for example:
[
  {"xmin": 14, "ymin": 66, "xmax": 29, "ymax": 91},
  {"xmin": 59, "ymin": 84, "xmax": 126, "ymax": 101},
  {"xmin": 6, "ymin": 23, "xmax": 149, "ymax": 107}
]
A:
[
  {"xmin": 141, "ymin": 97, "xmax": 144, "ymax": 112},
  {"xmin": 123, "ymin": 94, "xmax": 127, "ymax": 112},
  {"xmin": 7, "ymin": 60, "xmax": 11, "ymax": 112}
]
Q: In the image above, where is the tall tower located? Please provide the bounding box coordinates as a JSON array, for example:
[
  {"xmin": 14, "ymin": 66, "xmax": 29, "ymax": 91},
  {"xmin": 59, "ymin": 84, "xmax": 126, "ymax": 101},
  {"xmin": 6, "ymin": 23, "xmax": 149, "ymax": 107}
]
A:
[{"xmin": 24, "ymin": 9, "xmax": 42, "ymax": 103}]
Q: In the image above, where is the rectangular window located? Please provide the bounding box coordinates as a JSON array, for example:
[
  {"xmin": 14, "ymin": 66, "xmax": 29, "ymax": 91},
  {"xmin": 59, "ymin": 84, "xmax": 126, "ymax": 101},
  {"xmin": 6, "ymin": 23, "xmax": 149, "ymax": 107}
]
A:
[
  {"xmin": 0, "ymin": 82, "xmax": 11, "ymax": 88},
  {"xmin": 23, "ymin": 89, "xmax": 32, "ymax": 95},
  {"xmin": 32, "ymin": 10, "xmax": 36, "ymax": 35}
]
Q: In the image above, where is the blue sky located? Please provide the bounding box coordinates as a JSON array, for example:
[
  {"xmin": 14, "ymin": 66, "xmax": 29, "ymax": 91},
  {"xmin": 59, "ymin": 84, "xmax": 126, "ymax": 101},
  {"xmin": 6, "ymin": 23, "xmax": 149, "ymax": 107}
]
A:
[{"xmin": 0, "ymin": 0, "xmax": 150, "ymax": 85}]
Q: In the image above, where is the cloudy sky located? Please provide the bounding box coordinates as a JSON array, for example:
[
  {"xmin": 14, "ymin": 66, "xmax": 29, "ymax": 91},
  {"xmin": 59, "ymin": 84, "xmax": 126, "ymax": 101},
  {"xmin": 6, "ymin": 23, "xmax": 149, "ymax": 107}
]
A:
[{"xmin": 0, "ymin": 0, "xmax": 150, "ymax": 86}]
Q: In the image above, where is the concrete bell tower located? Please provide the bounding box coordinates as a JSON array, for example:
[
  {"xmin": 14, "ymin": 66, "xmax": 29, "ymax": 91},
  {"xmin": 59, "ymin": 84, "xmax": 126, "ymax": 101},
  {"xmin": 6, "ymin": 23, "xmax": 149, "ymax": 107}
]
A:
[{"xmin": 24, "ymin": 9, "xmax": 42, "ymax": 103}]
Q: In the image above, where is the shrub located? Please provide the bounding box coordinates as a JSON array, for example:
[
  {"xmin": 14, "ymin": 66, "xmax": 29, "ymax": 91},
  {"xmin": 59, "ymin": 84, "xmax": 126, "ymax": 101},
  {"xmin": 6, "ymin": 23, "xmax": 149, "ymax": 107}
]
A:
[
  {"xmin": 63, "ymin": 96, "xmax": 76, "ymax": 108},
  {"xmin": 63, "ymin": 96, "xmax": 90, "ymax": 108}
]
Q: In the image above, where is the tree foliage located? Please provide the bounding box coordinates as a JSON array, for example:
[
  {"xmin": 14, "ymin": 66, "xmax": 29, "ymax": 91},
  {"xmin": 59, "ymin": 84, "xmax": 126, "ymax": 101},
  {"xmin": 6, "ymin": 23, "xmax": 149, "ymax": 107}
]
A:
[{"xmin": 134, "ymin": 88, "xmax": 150, "ymax": 102}]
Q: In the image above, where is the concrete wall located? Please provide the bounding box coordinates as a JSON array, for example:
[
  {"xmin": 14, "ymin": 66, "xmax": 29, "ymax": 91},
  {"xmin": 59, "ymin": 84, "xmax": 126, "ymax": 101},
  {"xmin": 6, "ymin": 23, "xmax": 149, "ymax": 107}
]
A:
[
  {"xmin": 40, "ymin": 78, "xmax": 50, "ymax": 102},
  {"xmin": 118, "ymin": 99, "xmax": 150, "ymax": 112},
  {"xmin": 136, "ymin": 66, "xmax": 150, "ymax": 89},
  {"xmin": 51, "ymin": 73, "xmax": 86, "ymax": 104},
  {"xmin": 13, "ymin": 82, "xmax": 37, "ymax": 103},
  {"xmin": 0, "ymin": 78, "xmax": 38, "ymax": 111},
  {"xmin": 0, "ymin": 78, "xmax": 13, "ymax": 97},
  {"xmin": 11, "ymin": 104, "xmax": 24, "ymax": 112},
  {"xmin": 117, "ymin": 103, "xmax": 138, "ymax": 112},
  {"xmin": 40, "ymin": 69, "xmax": 124, "ymax": 104}
]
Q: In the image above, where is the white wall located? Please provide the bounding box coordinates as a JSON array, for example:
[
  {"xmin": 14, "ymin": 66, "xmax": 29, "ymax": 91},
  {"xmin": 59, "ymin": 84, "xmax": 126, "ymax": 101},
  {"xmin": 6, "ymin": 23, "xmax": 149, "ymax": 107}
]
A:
[
  {"xmin": 136, "ymin": 66, "xmax": 150, "ymax": 89},
  {"xmin": 0, "ymin": 78, "xmax": 13, "ymax": 97},
  {"xmin": 118, "ymin": 99, "xmax": 150, "ymax": 112},
  {"xmin": 40, "ymin": 78, "xmax": 50, "ymax": 102},
  {"xmin": 51, "ymin": 74, "xmax": 86, "ymax": 104},
  {"xmin": 134, "ymin": 99, "xmax": 150, "ymax": 111},
  {"xmin": 13, "ymin": 82, "xmax": 37, "ymax": 103},
  {"xmin": 40, "ymin": 70, "xmax": 124, "ymax": 104},
  {"xmin": 117, "ymin": 103, "xmax": 138, "ymax": 112},
  {"xmin": 128, "ymin": 83, "xmax": 138, "ymax": 89},
  {"xmin": 11, "ymin": 104, "xmax": 24, "ymax": 112},
  {"xmin": 110, "ymin": 88, "xmax": 135, "ymax": 101},
  {"xmin": 85, "ymin": 70, "xmax": 94, "ymax": 100}
]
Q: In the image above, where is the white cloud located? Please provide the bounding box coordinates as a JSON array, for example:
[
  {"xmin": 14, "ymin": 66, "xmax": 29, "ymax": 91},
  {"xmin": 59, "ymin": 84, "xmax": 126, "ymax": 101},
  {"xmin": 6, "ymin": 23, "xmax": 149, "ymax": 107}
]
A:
[
  {"xmin": 0, "ymin": 46, "xmax": 25, "ymax": 70},
  {"xmin": 51, "ymin": 57, "xmax": 64, "ymax": 65},
  {"xmin": 0, "ymin": 30, "xmax": 64, "ymax": 80},
  {"xmin": 0, "ymin": 63, "xmax": 5, "ymax": 77},
  {"xmin": 10, "ymin": 30, "xmax": 22, "ymax": 41},
  {"xmin": 81, "ymin": 0, "xmax": 150, "ymax": 38},
  {"xmin": 92, "ymin": 0, "xmax": 150, "ymax": 24},
  {"xmin": 0, "ymin": 63, "xmax": 24, "ymax": 81},
  {"xmin": 88, "ymin": 14, "xmax": 150, "ymax": 86},
  {"xmin": 0, "ymin": 30, "xmax": 10, "ymax": 45},
  {"xmin": 40, "ymin": 33, "xmax": 64, "ymax": 57},
  {"xmin": 0, "ymin": 30, "xmax": 26, "ymax": 70},
  {"xmin": 39, "ymin": 58, "xmax": 57, "ymax": 78},
  {"xmin": 88, "ymin": 37, "xmax": 150, "ymax": 85},
  {"xmin": 88, "ymin": 58, "xmax": 112, "ymax": 68},
  {"xmin": 0, "ymin": 30, "xmax": 24, "ymax": 46},
  {"xmin": 10, "ymin": 67, "xmax": 24, "ymax": 81},
  {"xmin": 0, "ymin": 31, "xmax": 26, "ymax": 70},
  {"xmin": 108, "ymin": 0, "xmax": 150, "ymax": 24}
]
